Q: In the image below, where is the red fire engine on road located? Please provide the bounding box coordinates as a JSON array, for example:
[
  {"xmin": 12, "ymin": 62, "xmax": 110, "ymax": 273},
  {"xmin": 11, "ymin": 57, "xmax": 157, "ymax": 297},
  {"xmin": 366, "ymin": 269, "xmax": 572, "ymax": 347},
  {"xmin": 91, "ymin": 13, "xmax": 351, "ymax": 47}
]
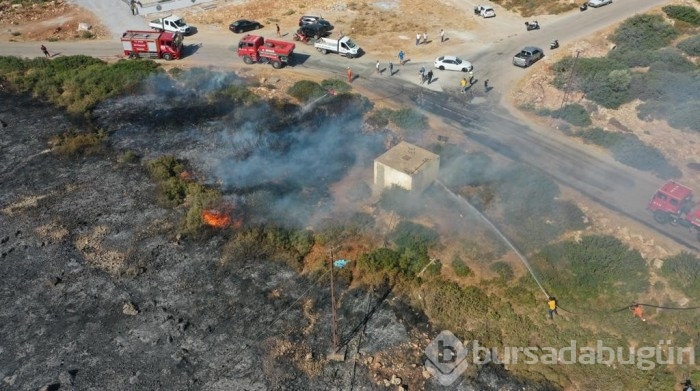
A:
[
  {"xmin": 121, "ymin": 30, "xmax": 183, "ymax": 61},
  {"xmin": 237, "ymin": 34, "xmax": 295, "ymax": 69},
  {"xmin": 648, "ymin": 181, "xmax": 700, "ymax": 241}
]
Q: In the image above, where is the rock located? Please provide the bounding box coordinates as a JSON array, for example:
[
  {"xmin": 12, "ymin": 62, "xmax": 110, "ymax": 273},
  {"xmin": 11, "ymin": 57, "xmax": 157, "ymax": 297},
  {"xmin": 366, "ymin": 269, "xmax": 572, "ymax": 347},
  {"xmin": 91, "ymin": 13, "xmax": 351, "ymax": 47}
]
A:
[
  {"xmin": 122, "ymin": 302, "xmax": 139, "ymax": 316},
  {"xmin": 422, "ymin": 369, "xmax": 432, "ymax": 379},
  {"xmin": 383, "ymin": 379, "xmax": 392, "ymax": 387},
  {"xmin": 366, "ymin": 356, "xmax": 373, "ymax": 364},
  {"xmin": 11, "ymin": 4, "xmax": 22, "ymax": 9},
  {"xmin": 3, "ymin": 375, "xmax": 17, "ymax": 386},
  {"xmin": 390, "ymin": 374, "xmax": 401, "ymax": 385},
  {"xmin": 77, "ymin": 22, "xmax": 91, "ymax": 31},
  {"xmin": 58, "ymin": 370, "xmax": 75, "ymax": 385},
  {"xmin": 396, "ymin": 386, "xmax": 408, "ymax": 391},
  {"xmin": 305, "ymin": 352, "xmax": 313, "ymax": 361},
  {"xmin": 50, "ymin": 276, "xmax": 62, "ymax": 286},
  {"xmin": 38, "ymin": 384, "xmax": 60, "ymax": 391}
]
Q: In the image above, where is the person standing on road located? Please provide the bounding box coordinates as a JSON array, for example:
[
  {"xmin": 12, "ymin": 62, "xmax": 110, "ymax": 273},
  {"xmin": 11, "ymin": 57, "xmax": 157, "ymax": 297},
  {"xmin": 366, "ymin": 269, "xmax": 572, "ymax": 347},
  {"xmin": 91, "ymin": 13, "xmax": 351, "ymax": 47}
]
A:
[
  {"xmin": 484, "ymin": 79, "xmax": 489, "ymax": 91},
  {"xmin": 469, "ymin": 70, "xmax": 474, "ymax": 84},
  {"xmin": 40, "ymin": 44, "xmax": 50, "ymax": 58},
  {"xmin": 426, "ymin": 70, "xmax": 433, "ymax": 84},
  {"xmin": 376, "ymin": 60, "xmax": 380, "ymax": 75},
  {"xmin": 422, "ymin": 32, "xmax": 428, "ymax": 44},
  {"xmin": 389, "ymin": 61, "xmax": 394, "ymax": 76},
  {"xmin": 419, "ymin": 66, "xmax": 426, "ymax": 84},
  {"xmin": 398, "ymin": 50, "xmax": 405, "ymax": 65},
  {"xmin": 416, "ymin": 33, "xmax": 420, "ymax": 46},
  {"xmin": 347, "ymin": 67, "xmax": 353, "ymax": 83},
  {"xmin": 547, "ymin": 297, "xmax": 558, "ymax": 320},
  {"xmin": 460, "ymin": 77, "xmax": 468, "ymax": 93},
  {"xmin": 130, "ymin": 0, "xmax": 138, "ymax": 15},
  {"xmin": 276, "ymin": 24, "xmax": 281, "ymax": 37},
  {"xmin": 440, "ymin": 29, "xmax": 445, "ymax": 43}
]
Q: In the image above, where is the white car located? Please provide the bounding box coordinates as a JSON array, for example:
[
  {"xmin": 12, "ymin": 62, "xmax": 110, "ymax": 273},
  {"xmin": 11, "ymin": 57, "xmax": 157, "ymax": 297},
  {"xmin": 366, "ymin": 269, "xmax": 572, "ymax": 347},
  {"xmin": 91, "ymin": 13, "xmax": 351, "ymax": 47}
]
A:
[
  {"xmin": 434, "ymin": 56, "xmax": 473, "ymax": 72},
  {"xmin": 587, "ymin": 0, "xmax": 612, "ymax": 7},
  {"xmin": 480, "ymin": 6, "xmax": 496, "ymax": 18}
]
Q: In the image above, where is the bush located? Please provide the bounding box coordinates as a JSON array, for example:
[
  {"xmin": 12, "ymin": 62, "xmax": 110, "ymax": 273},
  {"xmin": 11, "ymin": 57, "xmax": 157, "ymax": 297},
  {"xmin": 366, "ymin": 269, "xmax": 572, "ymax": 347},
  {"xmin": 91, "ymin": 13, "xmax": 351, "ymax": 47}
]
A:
[
  {"xmin": 366, "ymin": 108, "xmax": 392, "ymax": 128},
  {"xmin": 451, "ymin": 256, "xmax": 472, "ymax": 277},
  {"xmin": 358, "ymin": 247, "xmax": 400, "ymax": 272},
  {"xmin": 648, "ymin": 48, "xmax": 698, "ymax": 72},
  {"xmin": 534, "ymin": 235, "xmax": 649, "ymax": 311},
  {"xmin": 388, "ymin": 108, "xmax": 426, "ymax": 131},
  {"xmin": 389, "ymin": 221, "xmax": 440, "ymax": 249},
  {"xmin": 677, "ymin": 35, "xmax": 700, "ymax": 57},
  {"xmin": 550, "ymin": 103, "xmax": 592, "ymax": 127},
  {"xmin": 50, "ymin": 130, "xmax": 105, "ymax": 156},
  {"xmin": 320, "ymin": 78, "xmax": 351, "ymax": 94},
  {"xmin": 575, "ymin": 127, "xmax": 680, "ymax": 178},
  {"xmin": 611, "ymin": 14, "xmax": 678, "ymax": 51},
  {"xmin": 661, "ymin": 252, "xmax": 700, "ymax": 298},
  {"xmin": 222, "ymin": 225, "xmax": 314, "ymax": 269},
  {"xmin": 287, "ymin": 80, "xmax": 326, "ymax": 103},
  {"xmin": 211, "ymin": 84, "xmax": 260, "ymax": 106},
  {"xmin": 663, "ymin": 5, "xmax": 700, "ymax": 26},
  {"xmin": 0, "ymin": 56, "xmax": 161, "ymax": 113},
  {"xmin": 490, "ymin": 261, "xmax": 514, "ymax": 280}
]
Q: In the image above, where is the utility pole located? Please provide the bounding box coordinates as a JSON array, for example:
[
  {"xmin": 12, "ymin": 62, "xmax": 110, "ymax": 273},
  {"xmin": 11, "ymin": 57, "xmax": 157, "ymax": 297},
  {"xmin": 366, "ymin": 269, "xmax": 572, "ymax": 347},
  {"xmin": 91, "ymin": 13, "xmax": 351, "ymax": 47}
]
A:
[
  {"xmin": 560, "ymin": 50, "xmax": 581, "ymax": 110},
  {"xmin": 329, "ymin": 249, "xmax": 339, "ymax": 354}
]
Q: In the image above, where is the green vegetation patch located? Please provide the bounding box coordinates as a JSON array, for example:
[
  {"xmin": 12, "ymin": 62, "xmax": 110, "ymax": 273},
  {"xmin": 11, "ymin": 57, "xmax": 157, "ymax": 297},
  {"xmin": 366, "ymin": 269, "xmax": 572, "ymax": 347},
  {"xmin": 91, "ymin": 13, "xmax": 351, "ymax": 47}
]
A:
[
  {"xmin": 221, "ymin": 225, "xmax": 314, "ymax": 270},
  {"xmin": 574, "ymin": 127, "xmax": 681, "ymax": 178},
  {"xmin": 0, "ymin": 56, "xmax": 161, "ymax": 114},
  {"xmin": 451, "ymin": 256, "xmax": 473, "ymax": 277},
  {"xmin": 50, "ymin": 129, "xmax": 105, "ymax": 156},
  {"xmin": 540, "ymin": 103, "xmax": 592, "ymax": 127},
  {"xmin": 661, "ymin": 252, "xmax": 700, "ymax": 299},
  {"xmin": 534, "ymin": 235, "xmax": 649, "ymax": 311},
  {"xmin": 663, "ymin": 5, "xmax": 700, "ymax": 26},
  {"xmin": 389, "ymin": 221, "xmax": 440, "ymax": 249},
  {"xmin": 147, "ymin": 155, "xmax": 223, "ymax": 234},
  {"xmin": 677, "ymin": 35, "xmax": 700, "ymax": 56},
  {"xmin": 611, "ymin": 14, "xmax": 679, "ymax": 51},
  {"xmin": 388, "ymin": 107, "xmax": 426, "ymax": 131},
  {"xmin": 287, "ymin": 80, "xmax": 326, "ymax": 102}
]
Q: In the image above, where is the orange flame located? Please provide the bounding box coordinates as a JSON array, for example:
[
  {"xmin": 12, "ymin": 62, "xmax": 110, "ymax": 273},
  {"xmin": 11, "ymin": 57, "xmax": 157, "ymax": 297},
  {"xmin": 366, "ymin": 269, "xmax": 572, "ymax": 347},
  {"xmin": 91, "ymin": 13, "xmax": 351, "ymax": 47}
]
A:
[{"xmin": 202, "ymin": 209, "xmax": 231, "ymax": 229}]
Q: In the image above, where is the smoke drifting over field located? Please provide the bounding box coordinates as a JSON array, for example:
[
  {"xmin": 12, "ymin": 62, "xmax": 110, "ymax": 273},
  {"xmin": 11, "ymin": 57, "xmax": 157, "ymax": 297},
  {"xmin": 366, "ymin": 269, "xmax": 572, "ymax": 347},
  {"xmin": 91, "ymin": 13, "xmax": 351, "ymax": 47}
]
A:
[{"xmin": 95, "ymin": 70, "xmax": 386, "ymax": 226}]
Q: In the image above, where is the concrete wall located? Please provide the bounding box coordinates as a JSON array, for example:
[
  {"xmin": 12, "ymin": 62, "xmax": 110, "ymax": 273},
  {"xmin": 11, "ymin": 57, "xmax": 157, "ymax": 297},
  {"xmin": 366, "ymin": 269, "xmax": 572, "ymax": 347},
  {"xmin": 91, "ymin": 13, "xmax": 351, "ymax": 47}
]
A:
[
  {"xmin": 374, "ymin": 161, "xmax": 413, "ymax": 192},
  {"xmin": 410, "ymin": 158, "xmax": 439, "ymax": 193},
  {"xmin": 125, "ymin": 0, "xmax": 216, "ymax": 16}
]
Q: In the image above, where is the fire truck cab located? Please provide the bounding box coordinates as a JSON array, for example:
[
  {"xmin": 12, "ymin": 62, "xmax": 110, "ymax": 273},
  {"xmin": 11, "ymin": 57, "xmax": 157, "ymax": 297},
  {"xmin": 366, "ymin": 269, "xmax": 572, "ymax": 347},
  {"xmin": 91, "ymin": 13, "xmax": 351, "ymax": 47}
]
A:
[{"xmin": 648, "ymin": 181, "xmax": 700, "ymax": 240}]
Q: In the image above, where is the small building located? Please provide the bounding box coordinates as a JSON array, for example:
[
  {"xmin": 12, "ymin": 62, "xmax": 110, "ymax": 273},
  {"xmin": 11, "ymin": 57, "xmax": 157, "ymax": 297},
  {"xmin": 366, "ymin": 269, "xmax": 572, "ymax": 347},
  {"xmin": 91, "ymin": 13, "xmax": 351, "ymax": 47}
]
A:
[{"xmin": 374, "ymin": 141, "xmax": 440, "ymax": 193}]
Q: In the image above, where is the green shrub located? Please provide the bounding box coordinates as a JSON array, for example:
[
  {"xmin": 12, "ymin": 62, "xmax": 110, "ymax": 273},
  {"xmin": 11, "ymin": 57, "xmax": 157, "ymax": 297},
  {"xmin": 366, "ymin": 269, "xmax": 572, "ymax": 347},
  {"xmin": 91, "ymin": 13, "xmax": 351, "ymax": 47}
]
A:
[
  {"xmin": 211, "ymin": 84, "xmax": 260, "ymax": 105},
  {"xmin": 490, "ymin": 261, "xmax": 514, "ymax": 280},
  {"xmin": 575, "ymin": 127, "xmax": 680, "ymax": 177},
  {"xmin": 366, "ymin": 108, "xmax": 392, "ymax": 128},
  {"xmin": 611, "ymin": 14, "xmax": 679, "ymax": 51},
  {"xmin": 287, "ymin": 80, "xmax": 326, "ymax": 102},
  {"xmin": 663, "ymin": 5, "xmax": 700, "ymax": 26},
  {"xmin": 50, "ymin": 130, "xmax": 105, "ymax": 156},
  {"xmin": 534, "ymin": 235, "xmax": 649, "ymax": 311},
  {"xmin": 359, "ymin": 247, "xmax": 400, "ymax": 272},
  {"xmin": 80, "ymin": 31, "xmax": 95, "ymax": 39},
  {"xmin": 550, "ymin": 103, "xmax": 592, "ymax": 127},
  {"xmin": 389, "ymin": 221, "xmax": 440, "ymax": 249},
  {"xmin": 421, "ymin": 281, "xmax": 491, "ymax": 338},
  {"xmin": 320, "ymin": 78, "xmax": 351, "ymax": 94},
  {"xmin": 388, "ymin": 108, "xmax": 426, "ymax": 131},
  {"xmin": 661, "ymin": 252, "xmax": 700, "ymax": 298},
  {"xmin": 677, "ymin": 35, "xmax": 700, "ymax": 57},
  {"xmin": 551, "ymin": 57, "xmax": 633, "ymax": 108},
  {"xmin": 222, "ymin": 225, "xmax": 314, "ymax": 269},
  {"xmin": 648, "ymin": 48, "xmax": 698, "ymax": 72},
  {"xmin": 118, "ymin": 150, "xmax": 138, "ymax": 164},
  {"xmin": 451, "ymin": 256, "xmax": 472, "ymax": 277}
]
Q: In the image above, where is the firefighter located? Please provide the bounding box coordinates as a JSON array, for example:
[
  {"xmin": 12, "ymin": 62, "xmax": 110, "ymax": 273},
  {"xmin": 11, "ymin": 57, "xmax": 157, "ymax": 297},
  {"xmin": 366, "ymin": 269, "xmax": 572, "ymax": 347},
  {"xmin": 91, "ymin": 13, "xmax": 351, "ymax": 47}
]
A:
[
  {"xmin": 547, "ymin": 296, "xmax": 558, "ymax": 320},
  {"xmin": 630, "ymin": 303, "xmax": 646, "ymax": 322},
  {"xmin": 683, "ymin": 380, "xmax": 695, "ymax": 391}
]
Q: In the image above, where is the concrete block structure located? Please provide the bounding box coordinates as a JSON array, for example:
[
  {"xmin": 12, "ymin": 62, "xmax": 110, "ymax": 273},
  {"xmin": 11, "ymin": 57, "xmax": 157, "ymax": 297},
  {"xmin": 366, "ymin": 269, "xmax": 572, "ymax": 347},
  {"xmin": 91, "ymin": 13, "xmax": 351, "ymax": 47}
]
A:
[{"xmin": 374, "ymin": 142, "xmax": 440, "ymax": 193}]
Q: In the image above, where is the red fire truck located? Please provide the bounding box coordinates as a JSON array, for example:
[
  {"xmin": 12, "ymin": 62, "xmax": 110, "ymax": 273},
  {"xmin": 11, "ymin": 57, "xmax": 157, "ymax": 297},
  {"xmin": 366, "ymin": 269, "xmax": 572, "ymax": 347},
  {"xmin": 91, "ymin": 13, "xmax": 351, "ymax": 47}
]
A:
[
  {"xmin": 648, "ymin": 181, "xmax": 700, "ymax": 241},
  {"xmin": 121, "ymin": 30, "xmax": 183, "ymax": 61},
  {"xmin": 237, "ymin": 34, "xmax": 295, "ymax": 69}
]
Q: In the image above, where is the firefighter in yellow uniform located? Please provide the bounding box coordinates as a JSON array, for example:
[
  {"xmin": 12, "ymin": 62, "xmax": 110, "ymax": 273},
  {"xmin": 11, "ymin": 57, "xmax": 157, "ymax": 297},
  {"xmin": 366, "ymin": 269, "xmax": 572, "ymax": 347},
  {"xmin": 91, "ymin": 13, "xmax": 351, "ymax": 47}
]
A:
[{"xmin": 547, "ymin": 296, "xmax": 558, "ymax": 320}]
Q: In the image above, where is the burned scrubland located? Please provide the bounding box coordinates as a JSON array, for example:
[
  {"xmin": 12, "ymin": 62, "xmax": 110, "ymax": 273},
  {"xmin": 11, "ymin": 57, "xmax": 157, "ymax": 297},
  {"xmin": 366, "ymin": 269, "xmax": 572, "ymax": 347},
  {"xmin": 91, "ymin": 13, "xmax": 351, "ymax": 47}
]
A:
[{"xmin": 0, "ymin": 67, "xmax": 559, "ymax": 390}]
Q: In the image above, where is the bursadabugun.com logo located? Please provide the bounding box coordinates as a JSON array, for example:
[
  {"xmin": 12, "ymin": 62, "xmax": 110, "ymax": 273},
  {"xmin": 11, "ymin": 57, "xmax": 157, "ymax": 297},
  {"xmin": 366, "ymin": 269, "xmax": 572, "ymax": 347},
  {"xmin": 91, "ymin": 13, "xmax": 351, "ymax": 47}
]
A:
[{"xmin": 424, "ymin": 330, "xmax": 695, "ymax": 386}]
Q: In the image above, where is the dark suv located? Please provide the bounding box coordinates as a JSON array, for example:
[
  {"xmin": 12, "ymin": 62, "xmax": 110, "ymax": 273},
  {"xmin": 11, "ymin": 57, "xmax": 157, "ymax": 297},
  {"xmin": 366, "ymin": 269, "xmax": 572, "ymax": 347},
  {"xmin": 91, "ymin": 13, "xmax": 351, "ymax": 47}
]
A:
[{"xmin": 297, "ymin": 22, "xmax": 333, "ymax": 39}]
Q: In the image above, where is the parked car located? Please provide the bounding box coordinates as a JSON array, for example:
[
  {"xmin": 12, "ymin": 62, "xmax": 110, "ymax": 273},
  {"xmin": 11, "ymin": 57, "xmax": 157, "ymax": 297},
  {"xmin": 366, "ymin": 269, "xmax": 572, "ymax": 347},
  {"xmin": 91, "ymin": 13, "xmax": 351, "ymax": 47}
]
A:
[
  {"xmin": 299, "ymin": 15, "xmax": 328, "ymax": 26},
  {"xmin": 433, "ymin": 55, "xmax": 473, "ymax": 72},
  {"xmin": 587, "ymin": 0, "xmax": 612, "ymax": 7},
  {"xmin": 512, "ymin": 46, "xmax": 544, "ymax": 67},
  {"xmin": 229, "ymin": 19, "xmax": 263, "ymax": 33},
  {"xmin": 297, "ymin": 22, "xmax": 333, "ymax": 39},
  {"xmin": 474, "ymin": 5, "xmax": 496, "ymax": 18}
]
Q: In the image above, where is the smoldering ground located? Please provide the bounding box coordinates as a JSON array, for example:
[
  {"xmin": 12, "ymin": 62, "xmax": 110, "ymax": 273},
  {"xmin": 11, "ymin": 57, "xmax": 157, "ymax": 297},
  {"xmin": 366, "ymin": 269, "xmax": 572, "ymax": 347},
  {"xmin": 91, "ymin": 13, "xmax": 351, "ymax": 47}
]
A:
[{"xmin": 0, "ymin": 71, "xmax": 559, "ymax": 390}]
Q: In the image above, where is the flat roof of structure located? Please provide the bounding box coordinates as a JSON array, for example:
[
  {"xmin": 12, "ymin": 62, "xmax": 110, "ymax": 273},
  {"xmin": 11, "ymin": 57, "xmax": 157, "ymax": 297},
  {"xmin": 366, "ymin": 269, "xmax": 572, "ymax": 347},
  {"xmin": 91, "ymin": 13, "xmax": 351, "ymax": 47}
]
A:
[{"xmin": 375, "ymin": 141, "xmax": 439, "ymax": 174}]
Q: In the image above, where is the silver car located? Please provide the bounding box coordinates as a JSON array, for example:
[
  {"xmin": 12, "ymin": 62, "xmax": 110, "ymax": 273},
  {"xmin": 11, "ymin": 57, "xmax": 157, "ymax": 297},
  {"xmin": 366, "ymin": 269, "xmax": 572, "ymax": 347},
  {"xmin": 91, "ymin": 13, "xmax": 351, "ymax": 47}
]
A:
[{"xmin": 587, "ymin": 0, "xmax": 612, "ymax": 7}]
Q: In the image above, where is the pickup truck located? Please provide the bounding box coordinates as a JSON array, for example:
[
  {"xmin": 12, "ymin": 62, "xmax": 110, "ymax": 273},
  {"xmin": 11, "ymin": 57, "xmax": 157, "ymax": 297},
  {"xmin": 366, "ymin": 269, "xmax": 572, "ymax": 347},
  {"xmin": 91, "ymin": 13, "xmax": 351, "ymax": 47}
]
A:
[
  {"xmin": 314, "ymin": 36, "xmax": 360, "ymax": 58},
  {"xmin": 149, "ymin": 15, "xmax": 192, "ymax": 35},
  {"xmin": 512, "ymin": 46, "xmax": 543, "ymax": 67}
]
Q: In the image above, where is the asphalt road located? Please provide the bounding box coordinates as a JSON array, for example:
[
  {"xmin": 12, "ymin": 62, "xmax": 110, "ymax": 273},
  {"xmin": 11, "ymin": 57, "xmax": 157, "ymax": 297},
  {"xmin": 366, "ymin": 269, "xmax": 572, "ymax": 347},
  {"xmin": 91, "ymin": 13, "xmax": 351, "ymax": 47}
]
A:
[{"xmin": 2, "ymin": 0, "xmax": 697, "ymax": 251}]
